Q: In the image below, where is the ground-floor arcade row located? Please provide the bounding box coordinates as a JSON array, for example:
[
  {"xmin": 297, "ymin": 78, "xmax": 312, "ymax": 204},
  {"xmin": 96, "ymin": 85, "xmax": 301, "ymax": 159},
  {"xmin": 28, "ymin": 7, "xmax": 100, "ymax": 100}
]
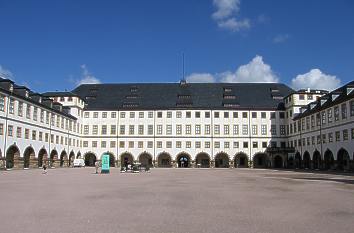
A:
[
  {"xmin": 81, "ymin": 151, "xmax": 283, "ymax": 169},
  {"xmin": 288, "ymin": 148, "xmax": 354, "ymax": 171},
  {"xmin": 0, "ymin": 144, "xmax": 81, "ymax": 169}
]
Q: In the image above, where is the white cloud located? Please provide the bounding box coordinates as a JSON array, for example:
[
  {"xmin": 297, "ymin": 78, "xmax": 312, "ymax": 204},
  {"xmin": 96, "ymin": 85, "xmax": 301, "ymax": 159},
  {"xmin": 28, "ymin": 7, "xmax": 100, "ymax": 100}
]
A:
[
  {"xmin": 291, "ymin": 69, "xmax": 341, "ymax": 91},
  {"xmin": 0, "ymin": 65, "xmax": 14, "ymax": 80},
  {"xmin": 185, "ymin": 55, "xmax": 278, "ymax": 84},
  {"xmin": 273, "ymin": 34, "xmax": 290, "ymax": 43},
  {"xmin": 186, "ymin": 73, "xmax": 216, "ymax": 83},
  {"xmin": 212, "ymin": 0, "xmax": 250, "ymax": 32},
  {"xmin": 220, "ymin": 55, "xmax": 278, "ymax": 83},
  {"xmin": 76, "ymin": 64, "xmax": 101, "ymax": 86}
]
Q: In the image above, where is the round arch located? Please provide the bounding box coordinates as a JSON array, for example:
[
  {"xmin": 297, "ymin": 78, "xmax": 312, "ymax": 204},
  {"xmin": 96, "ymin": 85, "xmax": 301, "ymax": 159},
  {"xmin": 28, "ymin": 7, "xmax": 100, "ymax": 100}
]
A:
[
  {"xmin": 84, "ymin": 152, "xmax": 97, "ymax": 167},
  {"xmin": 120, "ymin": 152, "xmax": 134, "ymax": 168},
  {"xmin": 215, "ymin": 152, "xmax": 230, "ymax": 168},
  {"xmin": 50, "ymin": 150, "xmax": 58, "ymax": 168},
  {"xmin": 138, "ymin": 152, "xmax": 153, "ymax": 168},
  {"xmin": 176, "ymin": 152, "xmax": 191, "ymax": 168},
  {"xmin": 337, "ymin": 148, "xmax": 350, "ymax": 171},
  {"xmin": 195, "ymin": 152, "xmax": 210, "ymax": 168},
  {"xmin": 23, "ymin": 146, "xmax": 35, "ymax": 169},
  {"xmin": 303, "ymin": 151, "xmax": 311, "ymax": 169},
  {"xmin": 76, "ymin": 151, "xmax": 82, "ymax": 159},
  {"xmin": 313, "ymin": 150, "xmax": 321, "ymax": 170},
  {"xmin": 324, "ymin": 149, "xmax": 334, "ymax": 170},
  {"xmin": 60, "ymin": 151, "xmax": 68, "ymax": 167},
  {"xmin": 38, "ymin": 148, "xmax": 48, "ymax": 168},
  {"xmin": 6, "ymin": 145, "xmax": 20, "ymax": 169},
  {"xmin": 101, "ymin": 152, "xmax": 116, "ymax": 167},
  {"xmin": 294, "ymin": 152, "xmax": 301, "ymax": 169},
  {"xmin": 253, "ymin": 153, "xmax": 268, "ymax": 168},
  {"xmin": 157, "ymin": 152, "xmax": 172, "ymax": 168},
  {"xmin": 234, "ymin": 153, "xmax": 248, "ymax": 168}
]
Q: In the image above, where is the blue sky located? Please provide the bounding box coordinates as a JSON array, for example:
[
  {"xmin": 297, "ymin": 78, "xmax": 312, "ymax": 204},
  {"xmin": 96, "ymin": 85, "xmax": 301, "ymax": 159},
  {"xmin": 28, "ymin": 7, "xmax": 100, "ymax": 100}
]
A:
[{"xmin": 0, "ymin": 0, "xmax": 353, "ymax": 92}]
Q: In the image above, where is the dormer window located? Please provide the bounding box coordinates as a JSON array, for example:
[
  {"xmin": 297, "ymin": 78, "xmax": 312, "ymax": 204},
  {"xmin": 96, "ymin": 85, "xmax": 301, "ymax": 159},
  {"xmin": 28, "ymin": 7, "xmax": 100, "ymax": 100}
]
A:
[
  {"xmin": 223, "ymin": 87, "xmax": 232, "ymax": 93},
  {"xmin": 347, "ymin": 87, "xmax": 354, "ymax": 95},
  {"xmin": 123, "ymin": 103, "xmax": 139, "ymax": 108},
  {"xmin": 25, "ymin": 91, "xmax": 29, "ymax": 98},
  {"xmin": 130, "ymin": 87, "xmax": 138, "ymax": 93},
  {"xmin": 223, "ymin": 94, "xmax": 236, "ymax": 99},
  {"xmin": 9, "ymin": 84, "xmax": 14, "ymax": 92},
  {"xmin": 178, "ymin": 94, "xmax": 191, "ymax": 99},
  {"xmin": 60, "ymin": 97, "xmax": 65, "ymax": 101},
  {"xmin": 126, "ymin": 95, "xmax": 138, "ymax": 99},
  {"xmin": 68, "ymin": 97, "xmax": 73, "ymax": 102}
]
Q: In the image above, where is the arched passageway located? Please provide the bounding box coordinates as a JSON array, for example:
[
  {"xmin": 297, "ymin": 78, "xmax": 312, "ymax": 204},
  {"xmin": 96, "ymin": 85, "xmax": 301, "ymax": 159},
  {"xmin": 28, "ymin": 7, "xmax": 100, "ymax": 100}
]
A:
[
  {"xmin": 324, "ymin": 150, "xmax": 334, "ymax": 170},
  {"xmin": 273, "ymin": 155, "xmax": 283, "ymax": 168},
  {"xmin": 215, "ymin": 153, "xmax": 229, "ymax": 168},
  {"xmin": 157, "ymin": 153, "xmax": 172, "ymax": 168},
  {"xmin": 50, "ymin": 150, "xmax": 58, "ymax": 168},
  {"xmin": 76, "ymin": 152, "xmax": 81, "ymax": 159},
  {"xmin": 303, "ymin": 152, "xmax": 311, "ymax": 169},
  {"xmin": 138, "ymin": 153, "xmax": 153, "ymax": 168},
  {"xmin": 38, "ymin": 148, "xmax": 48, "ymax": 168},
  {"xmin": 176, "ymin": 153, "xmax": 191, "ymax": 168},
  {"xmin": 84, "ymin": 153, "xmax": 97, "ymax": 167},
  {"xmin": 69, "ymin": 151, "xmax": 75, "ymax": 167},
  {"xmin": 234, "ymin": 153, "xmax": 248, "ymax": 168},
  {"xmin": 23, "ymin": 147, "xmax": 35, "ymax": 169},
  {"xmin": 288, "ymin": 157, "xmax": 294, "ymax": 169},
  {"xmin": 60, "ymin": 151, "xmax": 68, "ymax": 167},
  {"xmin": 253, "ymin": 153, "xmax": 268, "ymax": 168},
  {"xmin": 120, "ymin": 153, "xmax": 134, "ymax": 168},
  {"xmin": 6, "ymin": 145, "xmax": 20, "ymax": 169},
  {"xmin": 195, "ymin": 153, "xmax": 210, "ymax": 168},
  {"xmin": 337, "ymin": 148, "xmax": 350, "ymax": 171},
  {"xmin": 313, "ymin": 151, "xmax": 321, "ymax": 170},
  {"xmin": 294, "ymin": 152, "xmax": 301, "ymax": 169}
]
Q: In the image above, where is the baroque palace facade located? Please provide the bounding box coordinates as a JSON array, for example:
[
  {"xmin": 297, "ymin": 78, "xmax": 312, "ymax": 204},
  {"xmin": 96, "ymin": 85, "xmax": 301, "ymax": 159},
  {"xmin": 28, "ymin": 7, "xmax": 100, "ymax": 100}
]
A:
[{"xmin": 1, "ymin": 77, "xmax": 353, "ymax": 171}]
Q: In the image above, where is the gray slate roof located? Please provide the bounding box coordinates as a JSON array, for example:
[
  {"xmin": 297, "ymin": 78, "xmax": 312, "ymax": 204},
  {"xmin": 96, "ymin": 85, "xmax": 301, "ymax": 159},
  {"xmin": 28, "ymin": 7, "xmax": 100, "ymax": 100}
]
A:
[{"xmin": 72, "ymin": 82, "xmax": 294, "ymax": 111}]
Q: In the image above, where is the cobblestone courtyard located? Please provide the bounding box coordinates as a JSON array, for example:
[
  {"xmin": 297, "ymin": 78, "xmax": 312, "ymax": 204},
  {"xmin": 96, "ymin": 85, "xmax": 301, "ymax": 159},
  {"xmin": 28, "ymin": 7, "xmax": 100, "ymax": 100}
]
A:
[{"xmin": 1, "ymin": 168, "xmax": 354, "ymax": 233}]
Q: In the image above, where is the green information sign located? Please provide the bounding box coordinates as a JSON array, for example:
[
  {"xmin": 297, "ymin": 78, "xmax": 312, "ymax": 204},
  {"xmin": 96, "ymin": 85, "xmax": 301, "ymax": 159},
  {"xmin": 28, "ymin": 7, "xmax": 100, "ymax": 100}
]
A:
[{"xmin": 101, "ymin": 154, "xmax": 110, "ymax": 173}]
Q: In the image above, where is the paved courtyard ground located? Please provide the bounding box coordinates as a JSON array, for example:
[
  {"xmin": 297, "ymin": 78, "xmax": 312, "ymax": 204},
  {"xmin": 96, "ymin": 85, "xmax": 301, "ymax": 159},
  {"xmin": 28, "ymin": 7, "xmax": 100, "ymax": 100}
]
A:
[{"xmin": 0, "ymin": 168, "xmax": 353, "ymax": 233}]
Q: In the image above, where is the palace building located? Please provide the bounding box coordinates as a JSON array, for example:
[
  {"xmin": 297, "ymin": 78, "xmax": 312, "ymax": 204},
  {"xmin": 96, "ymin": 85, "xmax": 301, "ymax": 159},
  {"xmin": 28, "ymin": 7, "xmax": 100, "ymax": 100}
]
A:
[{"xmin": 1, "ymin": 77, "xmax": 353, "ymax": 171}]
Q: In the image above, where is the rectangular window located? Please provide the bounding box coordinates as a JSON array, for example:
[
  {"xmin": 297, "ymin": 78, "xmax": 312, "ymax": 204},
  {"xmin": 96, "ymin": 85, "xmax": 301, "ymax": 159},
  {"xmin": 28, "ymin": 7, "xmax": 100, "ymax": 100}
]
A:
[
  {"xmin": 92, "ymin": 125, "xmax": 98, "ymax": 135},
  {"xmin": 242, "ymin": 124, "xmax": 248, "ymax": 135},
  {"xmin": 271, "ymin": 125, "xmax": 277, "ymax": 135},
  {"xmin": 279, "ymin": 112, "xmax": 285, "ymax": 119},
  {"xmin": 327, "ymin": 109, "xmax": 333, "ymax": 123},
  {"xmin": 350, "ymin": 101, "xmax": 354, "ymax": 116},
  {"xmin": 252, "ymin": 141, "xmax": 258, "ymax": 148},
  {"xmin": 166, "ymin": 125, "xmax": 172, "ymax": 135},
  {"xmin": 101, "ymin": 125, "xmax": 107, "ymax": 135},
  {"xmin": 111, "ymin": 125, "xmax": 116, "ymax": 135},
  {"xmin": 343, "ymin": 129, "xmax": 348, "ymax": 141},
  {"xmin": 233, "ymin": 112, "xmax": 238, "ymax": 118},
  {"xmin": 341, "ymin": 103, "xmax": 347, "ymax": 119},
  {"xmin": 335, "ymin": 131, "xmax": 340, "ymax": 141},
  {"xmin": 176, "ymin": 111, "xmax": 182, "ymax": 118},
  {"xmin": 328, "ymin": 132, "xmax": 333, "ymax": 142},
  {"xmin": 157, "ymin": 125, "xmax": 163, "ymax": 135},
  {"xmin": 129, "ymin": 125, "xmax": 135, "ymax": 135},
  {"xmin": 224, "ymin": 125, "xmax": 229, "ymax": 135},
  {"xmin": 148, "ymin": 111, "xmax": 153, "ymax": 118},
  {"xmin": 205, "ymin": 125, "xmax": 210, "ymax": 135},
  {"xmin": 214, "ymin": 125, "xmax": 220, "ymax": 135},
  {"xmin": 205, "ymin": 112, "xmax": 210, "ymax": 118},
  {"xmin": 166, "ymin": 141, "xmax": 172, "ymax": 148},
  {"xmin": 93, "ymin": 112, "xmax": 98, "ymax": 118},
  {"xmin": 233, "ymin": 141, "xmax": 239, "ymax": 148},
  {"xmin": 120, "ymin": 125, "xmax": 125, "ymax": 135},
  {"xmin": 111, "ymin": 112, "xmax": 117, "ymax": 118},
  {"xmin": 40, "ymin": 110, "xmax": 44, "ymax": 123},
  {"xmin": 176, "ymin": 141, "xmax": 182, "ymax": 148},
  {"xmin": 214, "ymin": 141, "xmax": 220, "ymax": 148},
  {"xmin": 101, "ymin": 141, "xmax": 106, "ymax": 148},
  {"xmin": 16, "ymin": 127, "xmax": 22, "ymax": 138},
  {"xmin": 233, "ymin": 125, "xmax": 239, "ymax": 135},
  {"xmin": 84, "ymin": 112, "xmax": 89, "ymax": 118},
  {"xmin": 167, "ymin": 111, "xmax": 172, "ymax": 118},
  {"xmin": 242, "ymin": 112, "xmax": 248, "ymax": 118},
  {"xmin": 138, "ymin": 125, "xmax": 144, "ymax": 135},
  {"xmin": 261, "ymin": 112, "xmax": 266, "ymax": 119},
  {"xmin": 129, "ymin": 141, "xmax": 134, "ymax": 148},
  {"xmin": 195, "ymin": 111, "xmax": 200, "ymax": 118},
  {"xmin": 120, "ymin": 112, "xmax": 126, "ymax": 118},
  {"xmin": 205, "ymin": 141, "xmax": 210, "ymax": 148},
  {"xmin": 157, "ymin": 141, "xmax": 162, "ymax": 148},
  {"xmin": 18, "ymin": 102, "xmax": 23, "ymax": 117},
  {"xmin": 186, "ymin": 125, "xmax": 191, "ymax": 134},
  {"xmin": 147, "ymin": 141, "xmax": 153, "ymax": 148},
  {"xmin": 195, "ymin": 141, "xmax": 201, "ymax": 148},
  {"xmin": 24, "ymin": 128, "xmax": 29, "ymax": 139},
  {"xmin": 9, "ymin": 98, "xmax": 15, "ymax": 114},
  {"xmin": 84, "ymin": 125, "xmax": 89, "ymax": 135},
  {"xmin": 270, "ymin": 112, "xmax": 275, "ymax": 119},
  {"xmin": 334, "ymin": 106, "xmax": 339, "ymax": 121},
  {"xmin": 280, "ymin": 125, "xmax": 286, "ymax": 135},
  {"xmin": 119, "ymin": 141, "xmax": 125, "ymax": 148},
  {"xmin": 83, "ymin": 141, "xmax": 88, "ymax": 147},
  {"xmin": 138, "ymin": 112, "xmax": 144, "ymax": 118},
  {"xmin": 224, "ymin": 112, "xmax": 229, "ymax": 118},
  {"xmin": 0, "ymin": 95, "xmax": 5, "ymax": 112},
  {"xmin": 148, "ymin": 125, "xmax": 153, "ymax": 135},
  {"xmin": 214, "ymin": 112, "xmax": 219, "ymax": 118},
  {"xmin": 102, "ymin": 112, "xmax": 107, "ymax": 118},
  {"xmin": 262, "ymin": 142, "xmax": 267, "ymax": 148},
  {"xmin": 243, "ymin": 142, "xmax": 248, "ymax": 148},
  {"xmin": 261, "ymin": 125, "xmax": 267, "ymax": 135},
  {"xmin": 130, "ymin": 112, "xmax": 135, "ymax": 118},
  {"xmin": 252, "ymin": 125, "xmax": 257, "ymax": 135},
  {"xmin": 39, "ymin": 132, "xmax": 42, "ymax": 141},
  {"xmin": 157, "ymin": 112, "xmax": 162, "ymax": 118},
  {"xmin": 252, "ymin": 112, "xmax": 257, "ymax": 118},
  {"xmin": 186, "ymin": 111, "xmax": 191, "ymax": 118},
  {"xmin": 26, "ymin": 105, "xmax": 31, "ymax": 119},
  {"xmin": 110, "ymin": 141, "xmax": 116, "ymax": 148},
  {"xmin": 176, "ymin": 125, "xmax": 182, "ymax": 135},
  {"xmin": 224, "ymin": 141, "xmax": 230, "ymax": 148},
  {"xmin": 195, "ymin": 125, "xmax": 201, "ymax": 135},
  {"xmin": 136, "ymin": 141, "xmax": 143, "ymax": 148}
]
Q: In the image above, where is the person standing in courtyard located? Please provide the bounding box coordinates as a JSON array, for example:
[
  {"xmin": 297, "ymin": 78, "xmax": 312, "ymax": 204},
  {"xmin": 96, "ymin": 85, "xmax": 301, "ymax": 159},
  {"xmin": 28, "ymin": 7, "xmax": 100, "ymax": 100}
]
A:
[
  {"xmin": 42, "ymin": 163, "xmax": 47, "ymax": 174},
  {"xmin": 95, "ymin": 161, "xmax": 99, "ymax": 174}
]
